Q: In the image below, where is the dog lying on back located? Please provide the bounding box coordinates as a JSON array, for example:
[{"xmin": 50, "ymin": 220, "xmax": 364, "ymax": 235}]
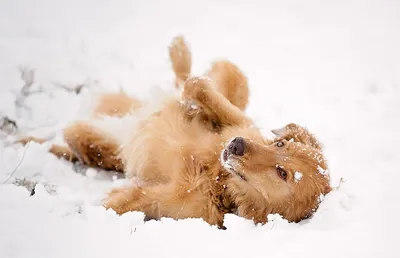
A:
[{"xmin": 19, "ymin": 36, "xmax": 331, "ymax": 228}]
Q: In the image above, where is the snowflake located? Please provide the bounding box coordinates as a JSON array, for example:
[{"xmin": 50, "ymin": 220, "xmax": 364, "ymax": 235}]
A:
[{"xmin": 294, "ymin": 171, "xmax": 303, "ymax": 183}]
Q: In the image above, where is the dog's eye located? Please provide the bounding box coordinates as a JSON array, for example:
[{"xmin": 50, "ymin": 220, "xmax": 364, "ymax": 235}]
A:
[
  {"xmin": 277, "ymin": 167, "xmax": 287, "ymax": 180},
  {"xmin": 276, "ymin": 141, "xmax": 285, "ymax": 147}
]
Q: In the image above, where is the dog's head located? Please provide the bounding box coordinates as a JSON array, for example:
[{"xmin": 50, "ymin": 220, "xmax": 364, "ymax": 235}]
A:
[{"xmin": 221, "ymin": 124, "xmax": 331, "ymax": 223}]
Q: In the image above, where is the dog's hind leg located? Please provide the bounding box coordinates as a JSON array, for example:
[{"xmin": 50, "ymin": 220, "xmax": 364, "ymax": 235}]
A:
[
  {"xmin": 17, "ymin": 124, "xmax": 124, "ymax": 172},
  {"xmin": 183, "ymin": 77, "xmax": 252, "ymax": 127},
  {"xmin": 206, "ymin": 60, "xmax": 249, "ymax": 111},
  {"xmin": 169, "ymin": 35, "xmax": 192, "ymax": 88},
  {"xmin": 17, "ymin": 126, "xmax": 123, "ymax": 171},
  {"xmin": 63, "ymin": 122, "xmax": 124, "ymax": 172}
]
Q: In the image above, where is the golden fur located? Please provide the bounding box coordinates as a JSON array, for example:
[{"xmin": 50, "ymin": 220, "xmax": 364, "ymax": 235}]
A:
[
  {"xmin": 169, "ymin": 35, "xmax": 192, "ymax": 88},
  {"xmin": 93, "ymin": 92, "xmax": 141, "ymax": 118},
  {"xmin": 19, "ymin": 36, "xmax": 331, "ymax": 228}
]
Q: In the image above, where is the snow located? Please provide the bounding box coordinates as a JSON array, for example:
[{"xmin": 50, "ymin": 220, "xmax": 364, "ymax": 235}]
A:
[
  {"xmin": 318, "ymin": 193, "xmax": 325, "ymax": 203},
  {"xmin": 85, "ymin": 168, "xmax": 98, "ymax": 178},
  {"xmin": 294, "ymin": 171, "xmax": 303, "ymax": 183},
  {"xmin": 0, "ymin": 0, "xmax": 399, "ymax": 258},
  {"xmin": 317, "ymin": 165, "xmax": 329, "ymax": 176}
]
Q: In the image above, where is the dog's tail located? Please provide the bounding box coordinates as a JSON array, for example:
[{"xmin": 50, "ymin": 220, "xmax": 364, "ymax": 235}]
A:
[{"xmin": 169, "ymin": 35, "xmax": 192, "ymax": 89}]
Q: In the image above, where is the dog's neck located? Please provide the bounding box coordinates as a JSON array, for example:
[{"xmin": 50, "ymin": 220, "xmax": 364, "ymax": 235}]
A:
[
  {"xmin": 212, "ymin": 168, "xmax": 237, "ymax": 214},
  {"xmin": 213, "ymin": 167, "xmax": 271, "ymax": 225}
]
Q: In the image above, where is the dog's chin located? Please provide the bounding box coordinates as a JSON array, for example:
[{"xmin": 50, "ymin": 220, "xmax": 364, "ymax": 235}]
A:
[{"xmin": 220, "ymin": 149, "xmax": 246, "ymax": 180}]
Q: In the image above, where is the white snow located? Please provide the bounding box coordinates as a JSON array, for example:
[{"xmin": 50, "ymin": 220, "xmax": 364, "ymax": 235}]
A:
[
  {"xmin": 318, "ymin": 193, "xmax": 325, "ymax": 203},
  {"xmin": 85, "ymin": 168, "xmax": 98, "ymax": 178},
  {"xmin": 1, "ymin": 0, "xmax": 399, "ymax": 258},
  {"xmin": 294, "ymin": 171, "xmax": 303, "ymax": 183},
  {"xmin": 317, "ymin": 165, "xmax": 329, "ymax": 176}
]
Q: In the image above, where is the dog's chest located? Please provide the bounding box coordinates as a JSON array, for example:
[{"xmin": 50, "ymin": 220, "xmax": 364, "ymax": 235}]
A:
[{"xmin": 123, "ymin": 101, "xmax": 224, "ymax": 182}]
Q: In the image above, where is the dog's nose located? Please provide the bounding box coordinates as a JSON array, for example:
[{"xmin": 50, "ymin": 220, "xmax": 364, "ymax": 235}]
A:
[{"xmin": 228, "ymin": 137, "xmax": 245, "ymax": 156}]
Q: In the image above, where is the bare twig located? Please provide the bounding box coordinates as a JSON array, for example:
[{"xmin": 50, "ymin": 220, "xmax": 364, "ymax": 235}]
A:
[
  {"xmin": 18, "ymin": 66, "xmax": 45, "ymax": 96},
  {"xmin": 0, "ymin": 116, "xmax": 18, "ymax": 134},
  {"xmin": 52, "ymin": 82, "xmax": 87, "ymax": 94},
  {"xmin": 17, "ymin": 66, "xmax": 90, "ymax": 103},
  {"xmin": 13, "ymin": 178, "xmax": 37, "ymax": 193},
  {"xmin": 331, "ymin": 177, "xmax": 346, "ymax": 191},
  {"xmin": 14, "ymin": 66, "xmax": 87, "ymax": 120},
  {"xmin": 12, "ymin": 178, "xmax": 58, "ymax": 195},
  {"xmin": 15, "ymin": 67, "xmax": 42, "ymax": 115},
  {"xmin": 19, "ymin": 66, "xmax": 35, "ymax": 92},
  {"xmin": 3, "ymin": 142, "xmax": 30, "ymax": 184}
]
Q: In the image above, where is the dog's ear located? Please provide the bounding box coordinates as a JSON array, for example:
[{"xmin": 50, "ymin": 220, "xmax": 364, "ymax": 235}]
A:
[
  {"xmin": 272, "ymin": 123, "xmax": 300, "ymax": 134},
  {"xmin": 271, "ymin": 123, "xmax": 298, "ymax": 137},
  {"xmin": 271, "ymin": 126, "xmax": 287, "ymax": 136},
  {"xmin": 272, "ymin": 123, "xmax": 322, "ymax": 150}
]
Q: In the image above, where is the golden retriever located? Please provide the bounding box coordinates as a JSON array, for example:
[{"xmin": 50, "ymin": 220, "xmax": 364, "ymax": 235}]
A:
[{"xmin": 19, "ymin": 36, "xmax": 331, "ymax": 228}]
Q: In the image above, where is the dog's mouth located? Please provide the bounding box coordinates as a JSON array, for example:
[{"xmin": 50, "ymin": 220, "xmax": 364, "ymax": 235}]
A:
[
  {"xmin": 220, "ymin": 149, "xmax": 246, "ymax": 180},
  {"xmin": 222, "ymin": 148, "xmax": 229, "ymax": 162}
]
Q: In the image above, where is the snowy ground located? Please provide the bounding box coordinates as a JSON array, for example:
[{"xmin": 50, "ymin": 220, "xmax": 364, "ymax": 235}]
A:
[{"xmin": 1, "ymin": 0, "xmax": 399, "ymax": 257}]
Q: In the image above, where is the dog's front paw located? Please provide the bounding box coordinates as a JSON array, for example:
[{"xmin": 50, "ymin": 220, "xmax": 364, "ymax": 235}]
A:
[{"xmin": 182, "ymin": 76, "xmax": 213, "ymax": 104}]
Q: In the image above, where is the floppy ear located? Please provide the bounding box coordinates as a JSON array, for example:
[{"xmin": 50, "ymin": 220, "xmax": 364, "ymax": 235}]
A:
[
  {"xmin": 272, "ymin": 123, "xmax": 322, "ymax": 150},
  {"xmin": 271, "ymin": 123, "xmax": 299, "ymax": 137},
  {"xmin": 270, "ymin": 126, "xmax": 286, "ymax": 136}
]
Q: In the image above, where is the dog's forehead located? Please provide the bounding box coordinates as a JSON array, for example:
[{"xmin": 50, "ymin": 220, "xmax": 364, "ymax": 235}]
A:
[
  {"xmin": 287, "ymin": 141, "xmax": 323, "ymax": 158},
  {"xmin": 282, "ymin": 142, "xmax": 327, "ymax": 173}
]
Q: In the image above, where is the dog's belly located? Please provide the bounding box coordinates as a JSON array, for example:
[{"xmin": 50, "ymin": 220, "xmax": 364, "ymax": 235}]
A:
[{"xmin": 122, "ymin": 99, "xmax": 222, "ymax": 184}]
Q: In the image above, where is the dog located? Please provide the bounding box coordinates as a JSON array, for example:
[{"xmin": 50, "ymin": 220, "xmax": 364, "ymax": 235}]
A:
[{"xmin": 19, "ymin": 36, "xmax": 331, "ymax": 228}]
